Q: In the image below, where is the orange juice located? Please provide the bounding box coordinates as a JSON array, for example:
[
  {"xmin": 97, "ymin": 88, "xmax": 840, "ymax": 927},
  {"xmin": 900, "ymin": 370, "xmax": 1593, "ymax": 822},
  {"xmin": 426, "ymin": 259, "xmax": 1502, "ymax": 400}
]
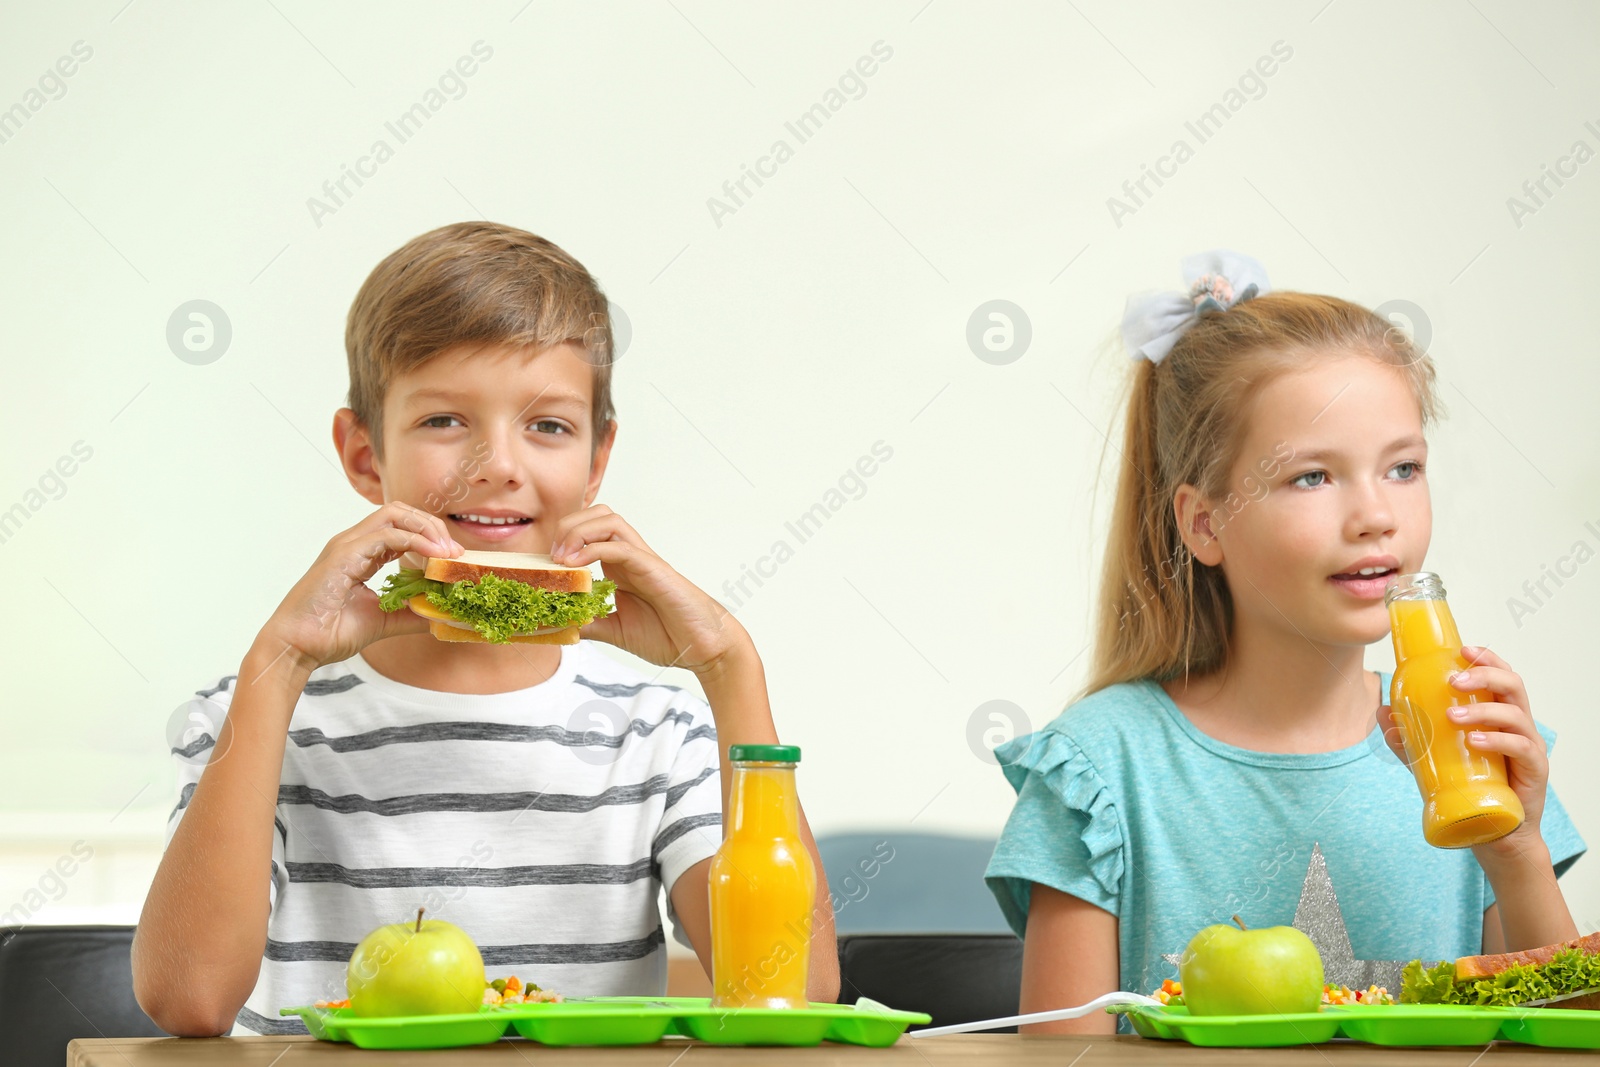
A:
[
  {"xmin": 709, "ymin": 744, "xmax": 816, "ymax": 1009},
  {"xmin": 1386, "ymin": 572, "xmax": 1523, "ymax": 848}
]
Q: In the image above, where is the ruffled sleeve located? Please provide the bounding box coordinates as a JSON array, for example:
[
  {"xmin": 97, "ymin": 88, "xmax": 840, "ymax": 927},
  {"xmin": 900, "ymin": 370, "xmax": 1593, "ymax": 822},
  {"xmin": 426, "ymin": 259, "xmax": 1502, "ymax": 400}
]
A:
[{"xmin": 983, "ymin": 727, "xmax": 1126, "ymax": 936}]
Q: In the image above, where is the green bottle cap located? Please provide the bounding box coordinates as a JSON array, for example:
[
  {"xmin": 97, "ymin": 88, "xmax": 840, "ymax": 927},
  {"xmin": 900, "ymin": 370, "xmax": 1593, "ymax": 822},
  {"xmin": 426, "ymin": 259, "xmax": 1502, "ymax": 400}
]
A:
[{"xmin": 728, "ymin": 744, "xmax": 801, "ymax": 763}]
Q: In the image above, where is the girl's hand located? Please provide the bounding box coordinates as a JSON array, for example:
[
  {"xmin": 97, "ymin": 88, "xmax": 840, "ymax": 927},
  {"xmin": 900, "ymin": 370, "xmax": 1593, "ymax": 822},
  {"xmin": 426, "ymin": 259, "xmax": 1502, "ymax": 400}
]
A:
[
  {"xmin": 1378, "ymin": 646, "xmax": 1550, "ymax": 858},
  {"xmin": 548, "ymin": 505, "xmax": 749, "ymax": 675},
  {"xmin": 1447, "ymin": 646, "xmax": 1550, "ymax": 855}
]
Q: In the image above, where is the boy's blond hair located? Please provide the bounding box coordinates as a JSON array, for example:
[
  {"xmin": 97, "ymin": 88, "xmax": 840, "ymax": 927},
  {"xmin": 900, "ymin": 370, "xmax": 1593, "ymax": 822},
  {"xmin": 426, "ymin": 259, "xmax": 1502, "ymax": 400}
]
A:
[
  {"xmin": 1085, "ymin": 292, "xmax": 1442, "ymax": 700},
  {"xmin": 345, "ymin": 221, "xmax": 615, "ymax": 461}
]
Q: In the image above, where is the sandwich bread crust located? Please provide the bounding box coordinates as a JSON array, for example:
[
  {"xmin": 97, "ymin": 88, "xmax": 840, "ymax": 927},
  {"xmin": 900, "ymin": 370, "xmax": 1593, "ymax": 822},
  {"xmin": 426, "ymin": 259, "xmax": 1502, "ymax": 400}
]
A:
[{"xmin": 424, "ymin": 549, "xmax": 593, "ymax": 593}]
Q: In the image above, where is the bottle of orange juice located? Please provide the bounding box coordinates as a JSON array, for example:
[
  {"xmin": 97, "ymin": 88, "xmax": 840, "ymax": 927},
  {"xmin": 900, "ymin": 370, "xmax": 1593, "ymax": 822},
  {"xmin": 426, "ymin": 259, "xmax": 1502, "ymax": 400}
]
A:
[
  {"xmin": 709, "ymin": 744, "xmax": 816, "ymax": 1010},
  {"xmin": 1385, "ymin": 572, "xmax": 1523, "ymax": 848}
]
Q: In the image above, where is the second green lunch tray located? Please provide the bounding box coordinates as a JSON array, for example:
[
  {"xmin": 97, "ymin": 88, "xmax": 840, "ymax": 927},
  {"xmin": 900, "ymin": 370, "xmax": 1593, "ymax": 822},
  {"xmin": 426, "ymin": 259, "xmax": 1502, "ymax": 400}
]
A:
[
  {"xmin": 1126, "ymin": 1004, "xmax": 1345, "ymax": 1047},
  {"xmin": 1129, "ymin": 1003, "xmax": 1600, "ymax": 1048}
]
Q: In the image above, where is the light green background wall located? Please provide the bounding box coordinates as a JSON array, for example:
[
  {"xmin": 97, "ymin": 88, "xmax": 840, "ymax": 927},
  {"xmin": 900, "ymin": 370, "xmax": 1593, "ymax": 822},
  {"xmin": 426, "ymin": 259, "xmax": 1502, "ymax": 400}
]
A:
[{"xmin": 3, "ymin": 0, "xmax": 1597, "ymax": 935}]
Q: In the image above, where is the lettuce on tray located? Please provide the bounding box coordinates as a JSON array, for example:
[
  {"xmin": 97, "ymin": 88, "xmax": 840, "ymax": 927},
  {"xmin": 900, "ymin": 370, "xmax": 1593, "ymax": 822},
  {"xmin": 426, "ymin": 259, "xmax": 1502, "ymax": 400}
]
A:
[{"xmin": 1401, "ymin": 949, "xmax": 1600, "ymax": 1007}]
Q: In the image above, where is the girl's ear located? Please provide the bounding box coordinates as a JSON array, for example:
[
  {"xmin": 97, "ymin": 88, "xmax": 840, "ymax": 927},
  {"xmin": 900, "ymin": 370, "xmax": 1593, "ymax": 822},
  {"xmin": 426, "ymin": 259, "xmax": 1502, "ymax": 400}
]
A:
[{"xmin": 1173, "ymin": 484, "xmax": 1225, "ymax": 567}]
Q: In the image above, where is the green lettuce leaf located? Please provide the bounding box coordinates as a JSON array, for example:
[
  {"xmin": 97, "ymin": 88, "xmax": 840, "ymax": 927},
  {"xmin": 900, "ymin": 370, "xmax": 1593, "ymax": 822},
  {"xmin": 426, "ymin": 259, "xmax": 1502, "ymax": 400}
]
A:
[
  {"xmin": 378, "ymin": 567, "xmax": 616, "ymax": 644},
  {"xmin": 376, "ymin": 568, "xmax": 436, "ymax": 610},
  {"xmin": 1540, "ymin": 947, "xmax": 1600, "ymax": 998},
  {"xmin": 1402, "ymin": 948, "xmax": 1600, "ymax": 1006},
  {"xmin": 1456, "ymin": 963, "xmax": 1557, "ymax": 1007},
  {"xmin": 1400, "ymin": 959, "xmax": 1459, "ymax": 1004}
]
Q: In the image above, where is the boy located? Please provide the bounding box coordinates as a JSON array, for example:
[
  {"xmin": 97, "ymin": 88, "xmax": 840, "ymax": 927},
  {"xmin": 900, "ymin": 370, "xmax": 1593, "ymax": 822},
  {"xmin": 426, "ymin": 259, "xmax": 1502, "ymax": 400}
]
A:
[{"xmin": 131, "ymin": 222, "xmax": 839, "ymax": 1035}]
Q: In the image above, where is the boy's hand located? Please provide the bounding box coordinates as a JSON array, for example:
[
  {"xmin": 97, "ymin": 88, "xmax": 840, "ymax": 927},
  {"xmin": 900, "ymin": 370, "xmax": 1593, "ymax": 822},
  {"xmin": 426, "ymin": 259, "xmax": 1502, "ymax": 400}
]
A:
[
  {"xmin": 258, "ymin": 502, "xmax": 463, "ymax": 675},
  {"xmin": 1376, "ymin": 645, "xmax": 1551, "ymax": 859},
  {"xmin": 550, "ymin": 505, "xmax": 746, "ymax": 674}
]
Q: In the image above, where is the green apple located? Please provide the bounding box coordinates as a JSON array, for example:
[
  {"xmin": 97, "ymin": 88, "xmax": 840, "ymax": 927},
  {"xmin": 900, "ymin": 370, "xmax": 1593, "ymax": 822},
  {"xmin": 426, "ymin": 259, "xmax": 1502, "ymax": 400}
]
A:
[
  {"xmin": 1179, "ymin": 916, "xmax": 1324, "ymax": 1016},
  {"xmin": 346, "ymin": 907, "xmax": 486, "ymax": 1017}
]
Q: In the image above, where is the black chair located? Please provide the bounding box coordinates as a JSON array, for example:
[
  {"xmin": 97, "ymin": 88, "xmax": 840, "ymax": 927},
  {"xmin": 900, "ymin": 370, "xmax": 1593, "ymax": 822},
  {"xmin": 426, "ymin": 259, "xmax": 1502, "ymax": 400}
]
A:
[
  {"xmin": 0, "ymin": 925, "xmax": 167, "ymax": 1066},
  {"xmin": 836, "ymin": 932, "xmax": 1023, "ymax": 1031},
  {"xmin": 817, "ymin": 832, "xmax": 1010, "ymax": 934}
]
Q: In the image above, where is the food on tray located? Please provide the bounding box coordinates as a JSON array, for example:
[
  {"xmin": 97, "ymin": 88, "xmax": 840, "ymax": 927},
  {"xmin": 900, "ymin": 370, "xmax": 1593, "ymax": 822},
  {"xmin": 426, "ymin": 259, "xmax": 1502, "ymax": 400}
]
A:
[
  {"xmin": 483, "ymin": 974, "xmax": 565, "ymax": 1005},
  {"xmin": 1148, "ymin": 978, "xmax": 1393, "ymax": 1008},
  {"xmin": 1152, "ymin": 978, "xmax": 1184, "ymax": 1005},
  {"xmin": 1320, "ymin": 982, "xmax": 1394, "ymax": 1005},
  {"xmin": 1402, "ymin": 931, "xmax": 1600, "ymax": 1008},
  {"xmin": 378, "ymin": 550, "xmax": 615, "ymax": 644},
  {"xmin": 345, "ymin": 908, "xmax": 487, "ymax": 1017},
  {"xmin": 1178, "ymin": 916, "xmax": 1325, "ymax": 1016},
  {"xmin": 314, "ymin": 971, "xmax": 564, "ymax": 1011}
]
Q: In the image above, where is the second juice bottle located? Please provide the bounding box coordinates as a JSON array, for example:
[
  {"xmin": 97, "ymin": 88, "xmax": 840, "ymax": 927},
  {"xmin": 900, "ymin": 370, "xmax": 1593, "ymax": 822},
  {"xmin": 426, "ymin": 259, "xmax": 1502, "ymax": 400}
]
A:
[{"xmin": 1386, "ymin": 571, "xmax": 1524, "ymax": 848}]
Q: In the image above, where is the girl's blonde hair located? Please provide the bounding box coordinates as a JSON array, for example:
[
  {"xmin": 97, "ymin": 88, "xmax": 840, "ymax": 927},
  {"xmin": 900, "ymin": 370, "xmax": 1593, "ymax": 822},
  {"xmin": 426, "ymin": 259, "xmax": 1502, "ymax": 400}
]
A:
[{"xmin": 1083, "ymin": 291, "xmax": 1441, "ymax": 700}]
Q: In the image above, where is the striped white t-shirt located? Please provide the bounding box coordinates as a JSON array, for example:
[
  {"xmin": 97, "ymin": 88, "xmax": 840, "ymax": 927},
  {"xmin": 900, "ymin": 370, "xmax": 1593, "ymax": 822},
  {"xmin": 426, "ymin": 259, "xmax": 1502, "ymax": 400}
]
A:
[{"xmin": 163, "ymin": 642, "xmax": 722, "ymax": 1036}]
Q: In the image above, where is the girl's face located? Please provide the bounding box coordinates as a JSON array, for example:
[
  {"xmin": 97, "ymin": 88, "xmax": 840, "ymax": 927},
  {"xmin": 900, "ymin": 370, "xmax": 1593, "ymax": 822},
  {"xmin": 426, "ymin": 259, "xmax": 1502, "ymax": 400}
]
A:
[{"xmin": 1179, "ymin": 352, "xmax": 1432, "ymax": 649}]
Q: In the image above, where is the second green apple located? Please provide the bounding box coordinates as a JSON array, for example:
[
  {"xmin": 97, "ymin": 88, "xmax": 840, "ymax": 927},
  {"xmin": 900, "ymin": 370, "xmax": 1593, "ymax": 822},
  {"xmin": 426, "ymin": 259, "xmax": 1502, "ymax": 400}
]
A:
[{"xmin": 1178, "ymin": 918, "xmax": 1324, "ymax": 1015}]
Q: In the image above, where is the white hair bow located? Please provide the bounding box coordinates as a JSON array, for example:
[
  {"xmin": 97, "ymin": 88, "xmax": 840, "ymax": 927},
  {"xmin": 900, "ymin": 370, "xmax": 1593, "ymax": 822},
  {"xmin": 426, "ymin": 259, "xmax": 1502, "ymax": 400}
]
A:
[{"xmin": 1120, "ymin": 249, "xmax": 1272, "ymax": 364}]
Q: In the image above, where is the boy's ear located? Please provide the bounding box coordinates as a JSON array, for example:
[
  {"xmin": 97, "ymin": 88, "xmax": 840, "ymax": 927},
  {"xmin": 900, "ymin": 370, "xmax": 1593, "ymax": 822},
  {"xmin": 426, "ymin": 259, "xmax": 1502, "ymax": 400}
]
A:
[
  {"xmin": 333, "ymin": 408, "xmax": 386, "ymax": 507},
  {"xmin": 583, "ymin": 419, "xmax": 617, "ymax": 508},
  {"xmin": 1173, "ymin": 483, "xmax": 1224, "ymax": 567}
]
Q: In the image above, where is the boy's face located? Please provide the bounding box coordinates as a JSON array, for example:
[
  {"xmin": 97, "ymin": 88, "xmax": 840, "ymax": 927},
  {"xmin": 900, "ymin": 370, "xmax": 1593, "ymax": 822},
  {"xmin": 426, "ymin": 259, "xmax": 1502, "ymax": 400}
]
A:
[
  {"xmin": 1186, "ymin": 353, "xmax": 1431, "ymax": 650},
  {"xmin": 340, "ymin": 341, "xmax": 614, "ymax": 554}
]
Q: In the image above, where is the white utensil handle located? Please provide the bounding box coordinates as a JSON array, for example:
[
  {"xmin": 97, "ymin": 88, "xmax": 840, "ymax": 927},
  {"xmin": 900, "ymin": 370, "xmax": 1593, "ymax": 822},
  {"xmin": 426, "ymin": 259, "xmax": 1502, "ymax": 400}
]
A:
[
  {"xmin": 908, "ymin": 991, "xmax": 1163, "ymax": 1037},
  {"xmin": 1520, "ymin": 985, "xmax": 1600, "ymax": 1007}
]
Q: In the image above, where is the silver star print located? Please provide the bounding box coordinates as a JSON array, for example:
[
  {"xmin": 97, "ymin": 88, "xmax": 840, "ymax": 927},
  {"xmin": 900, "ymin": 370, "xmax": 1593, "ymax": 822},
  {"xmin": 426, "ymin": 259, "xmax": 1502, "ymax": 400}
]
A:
[{"xmin": 1163, "ymin": 843, "xmax": 1430, "ymax": 991}]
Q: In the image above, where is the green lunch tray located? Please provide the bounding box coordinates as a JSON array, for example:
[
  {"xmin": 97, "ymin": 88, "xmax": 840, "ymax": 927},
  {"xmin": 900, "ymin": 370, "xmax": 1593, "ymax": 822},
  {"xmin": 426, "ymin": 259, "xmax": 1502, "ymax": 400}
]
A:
[
  {"xmin": 279, "ymin": 996, "xmax": 931, "ymax": 1050},
  {"xmin": 1331, "ymin": 1004, "xmax": 1510, "ymax": 1046},
  {"xmin": 1129, "ymin": 1003, "xmax": 1600, "ymax": 1049},
  {"xmin": 278, "ymin": 1006, "xmax": 509, "ymax": 1050},
  {"xmin": 1497, "ymin": 1007, "xmax": 1600, "ymax": 1050},
  {"xmin": 578, "ymin": 995, "xmax": 932, "ymax": 1047},
  {"xmin": 1126, "ymin": 1004, "xmax": 1345, "ymax": 1047}
]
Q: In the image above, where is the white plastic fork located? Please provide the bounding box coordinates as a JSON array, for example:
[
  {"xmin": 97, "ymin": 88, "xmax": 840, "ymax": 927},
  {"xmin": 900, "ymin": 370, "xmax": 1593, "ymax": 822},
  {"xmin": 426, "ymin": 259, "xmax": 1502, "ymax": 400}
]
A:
[
  {"xmin": 1518, "ymin": 986, "xmax": 1600, "ymax": 1007},
  {"xmin": 908, "ymin": 991, "xmax": 1164, "ymax": 1037}
]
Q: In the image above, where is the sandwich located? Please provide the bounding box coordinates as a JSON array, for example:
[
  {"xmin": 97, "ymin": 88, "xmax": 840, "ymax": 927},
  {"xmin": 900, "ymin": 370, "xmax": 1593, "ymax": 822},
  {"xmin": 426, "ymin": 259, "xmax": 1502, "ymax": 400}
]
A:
[
  {"xmin": 1401, "ymin": 931, "xmax": 1600, "ymax": 1008},
  {"xmin": 377, "ymin": 550, "xmax": 615, "ymax": 645}
]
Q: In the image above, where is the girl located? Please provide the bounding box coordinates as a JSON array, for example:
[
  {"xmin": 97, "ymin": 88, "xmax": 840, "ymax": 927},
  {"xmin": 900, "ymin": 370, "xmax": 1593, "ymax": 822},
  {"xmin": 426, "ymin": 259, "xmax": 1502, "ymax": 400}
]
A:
[{"xmin": 985, "ymin": 251, "xmax": 1586, "ymax": 1035}]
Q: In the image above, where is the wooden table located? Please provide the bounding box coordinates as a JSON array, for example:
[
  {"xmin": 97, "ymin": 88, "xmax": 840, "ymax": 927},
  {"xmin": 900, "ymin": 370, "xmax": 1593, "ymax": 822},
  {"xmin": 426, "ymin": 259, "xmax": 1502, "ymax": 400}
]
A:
[{"xmin": 65, "ymin": 1035, "xmax": 1600, "ymax": 1064}]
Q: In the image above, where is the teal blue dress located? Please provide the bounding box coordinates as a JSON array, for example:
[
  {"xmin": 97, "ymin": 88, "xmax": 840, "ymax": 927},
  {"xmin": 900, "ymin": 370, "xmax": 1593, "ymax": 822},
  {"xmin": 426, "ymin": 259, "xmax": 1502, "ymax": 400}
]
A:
[{"xmin": 985, "ymin": 670, "xmax": 1586, "ymax": 1030}]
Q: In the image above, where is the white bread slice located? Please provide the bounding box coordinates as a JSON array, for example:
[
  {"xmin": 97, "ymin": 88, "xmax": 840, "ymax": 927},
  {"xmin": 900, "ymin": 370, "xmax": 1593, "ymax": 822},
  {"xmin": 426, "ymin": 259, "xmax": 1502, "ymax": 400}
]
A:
[
  {"xmin": 424, "ymin": 550, "xmax": 592, "ymax": 593},
  {"xmin": 427, "ymin": 619, "xmax": 579, "ymax": 645}
]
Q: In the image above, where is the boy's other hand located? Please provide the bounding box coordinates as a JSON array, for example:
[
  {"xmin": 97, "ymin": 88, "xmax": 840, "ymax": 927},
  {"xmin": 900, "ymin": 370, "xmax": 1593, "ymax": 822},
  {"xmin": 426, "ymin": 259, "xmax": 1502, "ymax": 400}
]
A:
[
  {"xmin": 259, "ymin": 502, "xmax": 463, "ymax": 675},
  {"xmin": 550, "ymin": 505, "xmax": 746, "ymax": 675}
]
